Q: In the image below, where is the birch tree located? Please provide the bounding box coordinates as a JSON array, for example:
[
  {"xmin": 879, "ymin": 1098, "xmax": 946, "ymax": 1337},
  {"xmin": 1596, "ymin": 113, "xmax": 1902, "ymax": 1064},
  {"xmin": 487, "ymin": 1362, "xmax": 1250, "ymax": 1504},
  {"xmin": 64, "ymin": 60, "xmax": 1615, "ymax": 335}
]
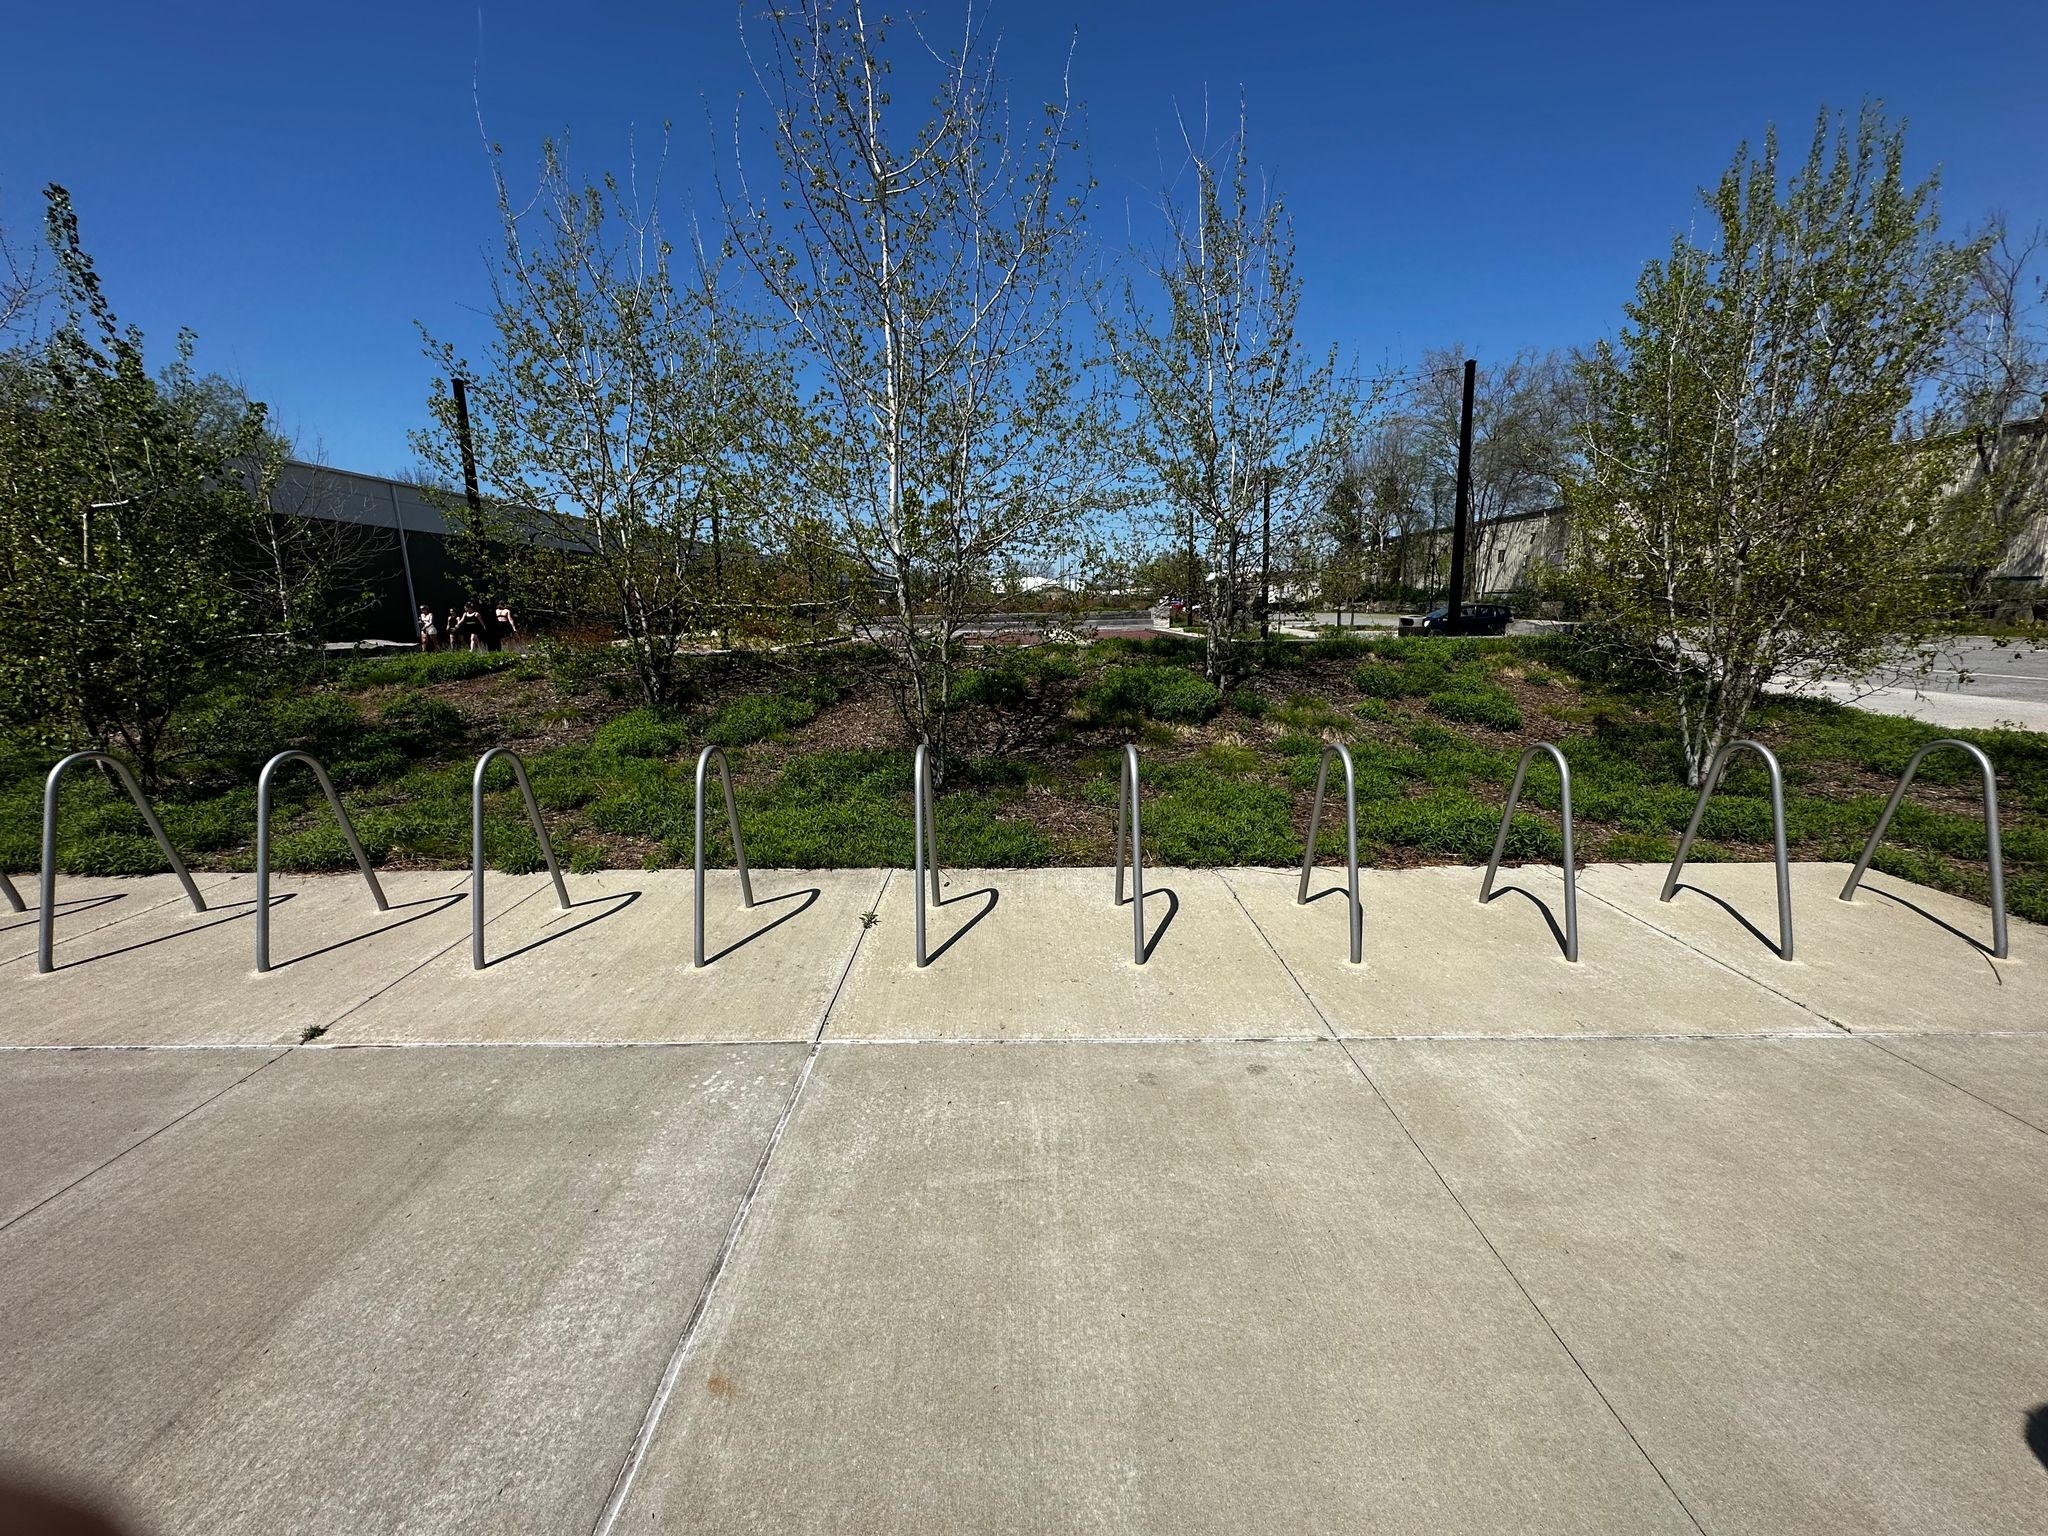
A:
[
  {"xmin": 1104, "ymin": 101, "xmax": 1355, "ymax": 685},
  {"xmin": 417, "ymin": 137, "xmax": 801, "ymax": 707},
  {"xmin": 724, "ymin": 0, "xmax": 1105, "ymax": 774},
  {"xmin": 1569, "ymin": 108, "xmax": 1985, "ymax": 785}
]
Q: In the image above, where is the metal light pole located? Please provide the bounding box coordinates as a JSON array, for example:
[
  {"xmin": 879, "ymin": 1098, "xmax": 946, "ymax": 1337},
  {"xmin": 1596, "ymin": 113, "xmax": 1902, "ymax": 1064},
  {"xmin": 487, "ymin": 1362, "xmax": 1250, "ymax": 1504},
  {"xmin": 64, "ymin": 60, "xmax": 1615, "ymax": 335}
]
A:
[{"xmin": 1446, "ymin": 357, "xmax": 1476, "ymax": 626}]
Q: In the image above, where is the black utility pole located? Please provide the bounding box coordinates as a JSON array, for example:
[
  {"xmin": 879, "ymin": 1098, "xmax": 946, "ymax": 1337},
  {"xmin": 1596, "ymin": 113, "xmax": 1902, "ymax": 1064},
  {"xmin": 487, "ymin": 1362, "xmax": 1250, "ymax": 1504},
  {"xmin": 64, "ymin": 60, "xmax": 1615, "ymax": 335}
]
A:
[
  {"xmin": 1259, "ymin": 468, "xmax": 1274, "ymax": 643},
  {"xmin": 451, "ymin": 377, "xmax": 484, "ymax": 528},
  {"xmin": 1446, "ymin": 357, "xmax": 1476, "ymax": 626}
]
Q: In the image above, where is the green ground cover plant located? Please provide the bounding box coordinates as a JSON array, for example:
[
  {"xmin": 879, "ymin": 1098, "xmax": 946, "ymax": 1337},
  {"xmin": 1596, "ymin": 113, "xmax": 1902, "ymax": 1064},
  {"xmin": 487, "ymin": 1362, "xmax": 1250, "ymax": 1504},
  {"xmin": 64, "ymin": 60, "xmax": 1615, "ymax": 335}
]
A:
[{"xmin": 1, "ymin": 632, "xmax": 2039, "ymax": 927}]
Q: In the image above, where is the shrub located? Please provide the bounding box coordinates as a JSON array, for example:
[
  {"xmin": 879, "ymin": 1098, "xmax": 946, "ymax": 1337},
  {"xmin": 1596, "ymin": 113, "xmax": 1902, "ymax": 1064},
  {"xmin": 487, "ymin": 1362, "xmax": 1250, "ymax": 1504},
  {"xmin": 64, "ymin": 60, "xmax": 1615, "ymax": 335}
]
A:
[
  {"xmin": 1080, "ymin": 664, "xmax": 1221, "ymax": 725},
  {"xmin": 702, "ymin": 689, "xmax": 825, "ymax": 748},
  {"xmin": 593, "ymin": 708, "xmax": 690, "ymax": 760},
  {"xmin": 1352, "ymin": 663, "xmax": 1415, "ymax": 700},
  {"xmin": 1142, "ymin": 766, "xmax": 1297, "ymax": 864},
  {"xmin": 1426, "ymin": 686, "xmax": 1524, "ymax": 732}
]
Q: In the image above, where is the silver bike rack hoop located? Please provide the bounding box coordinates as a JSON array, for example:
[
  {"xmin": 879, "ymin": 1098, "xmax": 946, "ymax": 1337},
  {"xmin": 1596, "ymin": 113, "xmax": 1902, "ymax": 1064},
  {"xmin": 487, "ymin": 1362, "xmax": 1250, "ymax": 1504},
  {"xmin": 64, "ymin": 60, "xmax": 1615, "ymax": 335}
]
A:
[
  {"xmin": 256, "ymin": 750, "xmax": 388, "ymax": 973},
  {"xmin": 1113, "ymin": 744, "xmax": 1147, "ymax": 964},
  {"xmin": 1480, "ymin": 741, "xmax": 1578, "ymax": 962},
  {"xmin": 1661, "ymin": 739, "xmax": 1793, "ymax": 961},
  {"xmin": 472, "ymin": 748, "xmax": 570, "ymax": 970},
  {"xmin": 38, "ymin": 751, "xmax": 207, "ymax": 974},
  {"xmin": 694, "ymin": 745, "xmax": 757, "ymax": 967},
  {"xmin": 1840, "ymin": 739, "xmax": 2007, "ymax": 960},
  {"xmin": 911, "ymin": 742, "xmax": 946, "ymax": 967},
  {"xmin": 1297, "ymin": 743, "xmax": 1362, "ymax": 965}
]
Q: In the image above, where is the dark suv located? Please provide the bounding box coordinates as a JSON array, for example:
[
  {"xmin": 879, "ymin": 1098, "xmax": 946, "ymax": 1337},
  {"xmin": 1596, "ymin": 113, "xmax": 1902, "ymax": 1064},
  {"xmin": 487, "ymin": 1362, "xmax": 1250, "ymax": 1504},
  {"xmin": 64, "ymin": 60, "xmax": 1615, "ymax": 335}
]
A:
[{"xmin": 1401, "ymin": 603, "xmax": 1511, "ymax": 636}]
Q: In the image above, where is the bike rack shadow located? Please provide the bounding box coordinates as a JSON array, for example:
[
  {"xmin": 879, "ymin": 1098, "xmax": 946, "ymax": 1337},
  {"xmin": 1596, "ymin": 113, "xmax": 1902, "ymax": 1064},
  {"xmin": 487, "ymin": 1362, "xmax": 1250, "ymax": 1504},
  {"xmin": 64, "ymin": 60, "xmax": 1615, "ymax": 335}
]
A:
[
  {"xmin": 1852, "ymin": 877, "xmax": 2009, "ymax": 971},
  {"xmin": 38, "ymin": 752, "xmax": 207, "ymax": 973},
  {"xmin": 1476, "ymin": 881, "xmax": 1573, "ymax": 958},
  {"xmin": 921, "ymin": 883, "xmax": 999, "ymax": 966},
  {"xmin": 259, "ymin": 890, "xmax": 465, "ymax": 972},
  {"xmin": 693, "ymin": 746, "xmax": 756, "ymax": 968},
  {"xmin": 1480, "ymin": 742, "xmax": 1579, "ymax": 962},
  {"xmin": 482, "ymin": 889, "xmax": 643, "ymax": 969},
  {"xmin": 473, "ymin": 747, "xmax": 570, "ymax": 970},
  {"xmin": 912, "ymin": 742, "xmax": 999, "ymax": 968},
  {"xmin": 2, "ymin": 890, "xmax": 124, "ymax": 935},
  {"xmin": 1839, "ymin": 739, "xmax": 2007, "ymax": 960},
  {"xmin": 699, "ymin": 885, "xmax": 821, "ymax": 966},
  {"xmin": 31, "ymin": 891, "xmax": 284, "ymax": 974},
  {"xmin": 1667, "ymin": 880, "xmax": 1788, "ymax": 960},
  {"xmin": 256, "ymin": 750, "xmax": 387, "ymax": 973},
  {"xmin": 1125, "ymin": 884, "xmax": 1179, "ymax": 964},
  {"xmin": 1662, "ymin": 740, "xmax": 1794, "ymax": 961}
]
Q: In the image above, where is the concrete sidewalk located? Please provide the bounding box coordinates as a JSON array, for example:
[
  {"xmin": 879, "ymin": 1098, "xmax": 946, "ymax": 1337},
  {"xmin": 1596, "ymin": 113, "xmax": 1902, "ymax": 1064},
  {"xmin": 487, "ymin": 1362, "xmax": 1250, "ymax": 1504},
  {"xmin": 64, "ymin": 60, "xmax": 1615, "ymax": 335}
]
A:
[{"xmin": 0, "ymin": 864, "xmax": 2042, "ymax": 1533}]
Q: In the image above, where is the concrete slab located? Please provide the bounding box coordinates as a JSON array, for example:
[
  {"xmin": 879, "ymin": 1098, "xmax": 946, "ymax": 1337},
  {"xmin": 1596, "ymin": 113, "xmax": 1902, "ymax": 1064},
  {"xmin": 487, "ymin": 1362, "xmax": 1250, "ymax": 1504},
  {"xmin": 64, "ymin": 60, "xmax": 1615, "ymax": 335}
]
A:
[
  {"xmin": 329, "ymin": 869, "xmax": 888, "ymax": 1045},
  {"xmin": 0, "ymin": 1047, "xmax": 278, "ymax": 1226},
  {"xmin": 1226, "ymin": 864, "xmax": 1827, "ymax": 1037},
  {"xmin": 0, "ymin": 1043, "xmax": 805, "ymax": 1534},
  {"xmin": 0, "ymin": 873, "xmax": 243, "ymax": 965},
  {"xmin": 611, "ymin": 1040, "xmax": 1695, "ymax": 1534},
  {"xmin": 1576, "ymin": 861, "xmax": 2044, "ymax": 1032},
  {"xmin": 0, "ymin": 871, "xmax": 523, "ymax": 1047},
  {"xmin": 1351, "ymin": 1035, "xmax": 2048, "ymax": 1536},
  {"xmin": 1873, "ymin": 1032, "xmax": 2048, "ymax": 1131},
  {"xmin": 825, "ymin": 868, "xmax": 1326, "ymax": 1039}
]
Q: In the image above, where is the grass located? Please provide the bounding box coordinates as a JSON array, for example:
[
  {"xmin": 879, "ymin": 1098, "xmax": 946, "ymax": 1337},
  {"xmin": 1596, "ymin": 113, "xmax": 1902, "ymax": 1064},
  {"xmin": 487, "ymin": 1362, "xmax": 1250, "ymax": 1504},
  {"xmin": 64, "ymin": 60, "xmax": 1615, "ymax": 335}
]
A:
[{"xmin": 2, "ymin": 629, "xmax": 2042, "ymax": 927}]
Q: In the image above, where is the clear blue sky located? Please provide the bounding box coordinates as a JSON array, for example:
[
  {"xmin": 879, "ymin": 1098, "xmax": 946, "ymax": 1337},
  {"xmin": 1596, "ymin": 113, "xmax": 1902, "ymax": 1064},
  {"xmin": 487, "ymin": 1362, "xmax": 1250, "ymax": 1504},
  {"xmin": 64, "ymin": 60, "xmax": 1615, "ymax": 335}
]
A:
[{"xmin": 4, "ymin": 1, "xmax": 2041, "ymax": 476}]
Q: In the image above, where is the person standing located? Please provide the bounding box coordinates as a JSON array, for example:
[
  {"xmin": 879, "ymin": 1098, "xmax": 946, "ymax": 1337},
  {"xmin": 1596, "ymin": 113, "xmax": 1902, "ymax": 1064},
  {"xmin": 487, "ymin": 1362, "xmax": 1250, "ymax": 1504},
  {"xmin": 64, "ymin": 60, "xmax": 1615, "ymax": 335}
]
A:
[
  {"xmin": 417, "ymin": 604, "xmax": 438, "ymax": 653},
  {"xmin": 495, "ymin": 600, "xmax": 519, "ymax": 650}
]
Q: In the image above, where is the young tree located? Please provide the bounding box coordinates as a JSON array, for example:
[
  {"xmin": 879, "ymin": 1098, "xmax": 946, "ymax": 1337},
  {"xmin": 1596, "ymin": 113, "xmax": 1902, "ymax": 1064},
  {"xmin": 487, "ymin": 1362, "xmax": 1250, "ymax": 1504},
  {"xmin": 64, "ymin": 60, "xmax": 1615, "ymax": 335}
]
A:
[
  {"xmin": 725, "ymin": 0, "xmax": 1107, "ymax": 773},
  {"xmin": 0, "ymin": 186, "xmax": 271, "ymax": 785},
  {"xmin": 1933, "ymin": 218, "xmax": 2047, "ymax": 604},
  {"xmin": 417, "ymin": 137, "xmax": 801, "ymax": 707},
  {"xmin": 1568, "ymin": 109, "xmax": 1986, "ymax": 784},
  {"xmin": 1105, "ymin": 100, "xmax": 1356, "ymax": 684}
]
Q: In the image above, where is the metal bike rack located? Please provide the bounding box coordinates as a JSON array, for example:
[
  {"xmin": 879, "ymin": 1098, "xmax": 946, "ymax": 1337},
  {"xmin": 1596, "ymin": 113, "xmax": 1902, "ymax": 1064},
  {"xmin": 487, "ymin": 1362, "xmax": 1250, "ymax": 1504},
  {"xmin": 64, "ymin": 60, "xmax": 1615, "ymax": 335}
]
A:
[
  {"xmin": 1661, "ymin": 739, "xmax": 1793, "ymax": 961},
  {"xmin": 472, "ymin": 748, "xmax": 570, "ymax": 970},
  {"xmin": 38, "ymin": 751, "xmax": 207, "ymax": 974},
  {"xmin": 1480, "ymin": 741, "xmax": 1578, "ymax": 963},
  {"xmin": 694, "ymin": 745, "xmax": 757, "ymax": 967},
  {"xmin": 1, "ymin": 869, "xmax": 23, "ymax": 914},
  {"xmin": 256, "ymin": 750, "xmax": 388, "ymax": 974},
  {"xmin": 913, "ymin": 742, "xmax": 943, "ymax": 967},
  {"xmin": 1840, "ymin": 739, "xmax": 2007, "ymax": 959},
  {"xmin": 1114, "ymin": 744, "xmax": 1147, "ymax": 964},
  {"xmin": 1297, "ymin": 743, "xmax": 1362, "ymax": 964}
]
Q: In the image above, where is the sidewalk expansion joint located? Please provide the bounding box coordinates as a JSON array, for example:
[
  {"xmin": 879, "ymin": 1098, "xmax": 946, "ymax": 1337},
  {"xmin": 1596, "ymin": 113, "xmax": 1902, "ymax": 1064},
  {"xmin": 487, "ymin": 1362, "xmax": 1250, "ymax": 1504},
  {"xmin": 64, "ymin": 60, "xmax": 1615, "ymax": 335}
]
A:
[
  {"xmin": 1570, "ymin": 878, "xmax": 1851, "ymax": 1033},
  {"xmin": 589, "ymin": 1039, "xmax": 823, "ymax": 1535},
  {"xmin": 1333, "ymin": 1036, "xmax": 1710, "ymax": 1536},
  {"xmin": 812, "ymin": 867, "xmax": 892, "ymax": 1044},
  {"xmin": 0, "ymin": 1045, "xmax": 292, "ymax": 1240},
  {"xmin": 1217, "ymin": 869, "xmax": 1339, "ymax": 1041}
]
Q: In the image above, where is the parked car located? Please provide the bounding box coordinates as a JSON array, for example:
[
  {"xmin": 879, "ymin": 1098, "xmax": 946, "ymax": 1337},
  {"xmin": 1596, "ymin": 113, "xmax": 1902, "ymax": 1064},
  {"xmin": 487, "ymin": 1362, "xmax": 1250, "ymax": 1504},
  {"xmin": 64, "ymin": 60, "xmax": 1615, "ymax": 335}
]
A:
[{"xmin": 1399, "ymin": 602, "xmax": 1511, "ymax": 636}]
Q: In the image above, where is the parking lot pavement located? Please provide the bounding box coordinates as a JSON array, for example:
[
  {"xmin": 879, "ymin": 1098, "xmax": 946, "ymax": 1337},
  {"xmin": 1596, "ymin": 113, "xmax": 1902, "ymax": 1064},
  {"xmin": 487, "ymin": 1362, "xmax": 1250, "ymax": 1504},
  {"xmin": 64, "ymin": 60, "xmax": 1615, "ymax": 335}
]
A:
[
  {"xmin": 608, "ymin": 1040, "xmax": 1696, "ymax": 1534},
  {"xmin": 329, "ymin": 869, "xmax": 889, "ymax": 1045},
  {"xmin": 824, "ymin": 868, "xmax": 1325, "ymax": 1040},
  {"xmin": 1573, "ymin": 862, "xmax": 2041, "ymax": 1031},
  {"xmin": 0, "ymin": 871, "xmax": 534, "ymax": 1046},
  {"xmin": 0, "ymin": 1043, "xmax": 805, "ymax": 1533},
  {"xmin": 1351, "ymin": 1035, "xmax": 2048, "ymax": 1535},
  {"xmin": 1225, "ymin": 863, "xmax": 1829, "ymax": 1037}
]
